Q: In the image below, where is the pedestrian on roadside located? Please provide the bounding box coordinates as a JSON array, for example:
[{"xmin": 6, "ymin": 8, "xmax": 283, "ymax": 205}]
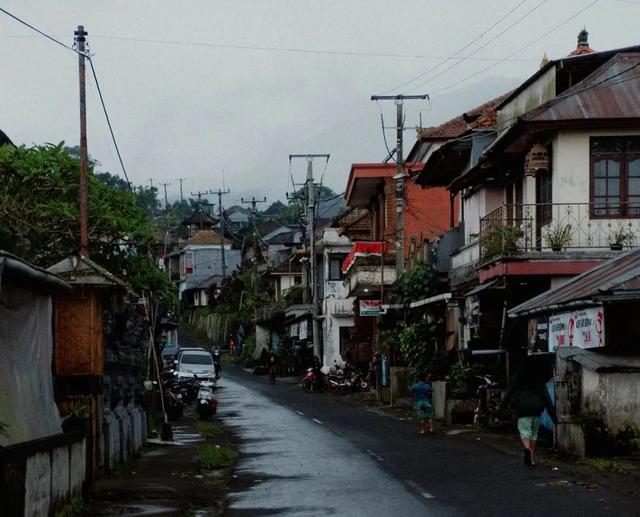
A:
[
  {"xmin": 500, "ymin": 359, "xmax": 556, "ymax": 466},
  {"xmin": 267, "ymin": 345, "xmax": 277, "ymax": 384},
  {"xmin": 410, "ymin": 372, "xmax": 434, "ymax": 435}
]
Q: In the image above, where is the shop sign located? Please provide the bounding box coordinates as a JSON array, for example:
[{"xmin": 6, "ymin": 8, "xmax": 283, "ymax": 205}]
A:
[
  {"xmin": 299, "ymin": 319, "xmax": 308, "ymax": 340},
  {"xmin": 359, "ymin": 299, "xmax": 382, "ymax": 316},
  {"xmin": 289, "ymin": 323, "xmax": 299, "ymax": 337},
  {"xmin": 548, "ymin": 306, "xmax": 605, "ymax": 351}
]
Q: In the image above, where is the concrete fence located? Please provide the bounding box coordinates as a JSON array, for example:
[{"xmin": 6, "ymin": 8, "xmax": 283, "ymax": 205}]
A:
[
  {"xmin": 101, "ymin": 404, "xmax": 147, "ymax": 473},
  {"xmin": 0, "ymin": 430, "xmax": 86, "ymax": 517},
  {"xmin": 186, "ymin": 310, "xmax": 230, "ymax": 347}
]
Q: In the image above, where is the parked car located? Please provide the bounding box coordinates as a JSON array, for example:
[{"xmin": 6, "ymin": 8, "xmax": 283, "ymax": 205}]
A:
[
  {"xmin": 175, "ymin": 350, "xmax": 217, "ymax": 382},
  {"xmin": 173, "ymin": 347, "xmax": 206, "ymax": 366}
]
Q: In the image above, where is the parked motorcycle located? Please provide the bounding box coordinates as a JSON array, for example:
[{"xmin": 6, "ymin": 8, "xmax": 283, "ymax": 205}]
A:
[
  {"xmin": 345, "ymin": 365, "xmax": 370, "ymax": 392},
  {"xmin": 196, "ymin": 380, "xmax": 218, "ymax": 420},
  {"xmin": 163, "ymin": 382, "xmax": 184, "ymax": 420},
  {"xmin": 301, "ymin": 366, "xmax": 325, "ymax": 393}
]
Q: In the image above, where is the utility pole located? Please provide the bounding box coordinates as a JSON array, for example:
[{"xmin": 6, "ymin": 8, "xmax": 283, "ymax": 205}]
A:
[
  {"xmin": 370, "ymin": 94, "xmax": 428, "ymax": 276},
  {"xmin": 149, "ymin": 178, "xmax": 154, "ymax": 189},
  {"xmin": 241, "ymin": 196, "xmax": 267, "ymax": 295},
  {"xmin": 160, "ymin": 182, "xmax": 171, "ymax": 208},
  {"xmin": 178, "ymin": 178, "xmax": 186, "ymax": 202},
  {"xmin": 211, "ymin": 188, "xmax": 231, "ymax": 280},
  {"xmin": 191, "ymin": 190, "xmax": 208, "ymax": 206},
  {"xmin": 75, "ymin": 25, "xmax": 89, "ymax": 257},
  {"xmin": 289, "ymin": 154, "xmax": 330, "ymax": 362}
]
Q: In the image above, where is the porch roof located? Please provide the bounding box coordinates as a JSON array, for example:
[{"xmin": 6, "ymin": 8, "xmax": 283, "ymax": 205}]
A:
[
  {"xmin": 0, "ymin": 250, "xmax": 70, "ymax": 294},
  {"xmin": 344, "ymin": 163, "xmax": 422, "ymax": 208},
  {"xmin": 509, "ymin": 248, "xmax": 640, "ymax": 317},
  {"xmin": 557, "ymin": 347, "xmax": 640, "ymax": 373}
]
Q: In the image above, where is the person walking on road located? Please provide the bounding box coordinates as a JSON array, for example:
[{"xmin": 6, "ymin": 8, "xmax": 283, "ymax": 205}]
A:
[
  {"xmin": 410, "ymin": 372, "xmax": 434, "ymax": 435},
  {"xmin": 267, "ymin": 345, "xmax": 277, "ymax": 384},
  {"xmin": 501, "ymin": 359, "xmax": 556, "ymax": 466}
]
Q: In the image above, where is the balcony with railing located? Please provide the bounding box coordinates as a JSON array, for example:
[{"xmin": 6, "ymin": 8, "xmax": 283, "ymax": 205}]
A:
[
  {"xmin": 478, "ymin": 202, "xmax": 640, "ymax": 261},
  {"xmin": 342, "ymin": 242, "xmax": 396, "ymax": 297}
]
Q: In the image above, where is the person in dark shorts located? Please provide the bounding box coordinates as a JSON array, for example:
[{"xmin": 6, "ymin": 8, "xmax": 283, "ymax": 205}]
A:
[
  {"xmin": 410, "ymin": 372, "xmax": 434, "ymax": 435},
  {"xmin": 501, "ymin": 359, "xmax": 556, "ymax": 466}
]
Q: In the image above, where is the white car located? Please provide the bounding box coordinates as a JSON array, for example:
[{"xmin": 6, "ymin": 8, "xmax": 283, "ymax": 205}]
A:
[{"xmin": 175, "ymin": 350, "xmax": 217, "ymax": 381}]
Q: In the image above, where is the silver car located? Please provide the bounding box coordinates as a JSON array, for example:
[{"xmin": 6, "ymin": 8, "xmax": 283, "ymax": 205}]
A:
[{"xmin": 175, "ymin": 350, "xmax": 217, "ymax": 382}]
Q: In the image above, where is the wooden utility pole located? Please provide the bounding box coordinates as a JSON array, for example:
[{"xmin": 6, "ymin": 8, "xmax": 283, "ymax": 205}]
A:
[
  {"xmin": 241, "ymin": 196, "xmax": 267, "ymax": 295},
  {"xmin": 211, "ymin": 188, "xmax": 230, "ymax": 280},
  {"xmin": 75, "ymin": 25, "xmax": 89, "ymax": 257},
  {"xmin": 289, "ymin": 154, "xmax": 330, "ymax": 362},
  {"xmin": 370, "ymin": 94, "xmax": 428, "ymax": 276},
  {"xmin": 178, "ymin": 178, "xmax": 186, "ymax": 202},
  {"xmin": 160, "ymin": 182, "xmax": 171, "ymax": 208}
]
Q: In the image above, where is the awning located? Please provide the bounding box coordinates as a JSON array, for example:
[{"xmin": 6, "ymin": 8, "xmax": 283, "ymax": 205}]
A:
[
  {"xmin": 342, "ymin": 241, "xmax": 388, "ymax": 274},
  {"xmin": 409, "ymin": 292, "xmax": 452, "ymax": 309},
  {"xmin": 466, "ymin": 279, "xmax": 499, "ymax": 297}
]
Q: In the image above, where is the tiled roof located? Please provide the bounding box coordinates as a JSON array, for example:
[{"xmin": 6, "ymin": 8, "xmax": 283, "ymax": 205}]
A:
[
  {"xmin": 187, "ymin": 230, "xmax": 231, "ymax": 246},
  {"xmin": 417, "ymin": 92, "xmax": 510, "ymax": 140}
]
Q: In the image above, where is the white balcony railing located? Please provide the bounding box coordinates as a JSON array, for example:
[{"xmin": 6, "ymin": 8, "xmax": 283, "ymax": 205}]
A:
[{"xmin": 478, "ymin": 202, "xmax": 640, "ymax": 260}]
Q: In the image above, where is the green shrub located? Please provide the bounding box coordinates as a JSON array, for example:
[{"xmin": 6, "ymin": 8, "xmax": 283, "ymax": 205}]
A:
[{"xmin": 198, "ymin": 444, "xmax": 238, "ymax": 470}]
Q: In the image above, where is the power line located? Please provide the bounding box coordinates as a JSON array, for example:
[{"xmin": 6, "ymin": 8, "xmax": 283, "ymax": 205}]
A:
[
  {"xmin": 87, "ymin": 59, "xmax": 132, "ymax": 190},
  {"xmin": 430, "ymin": 0, "xmax": 601, "ymax": 96},
  {"xmin": 90, "ymin": 34, "xmax": 539, "ymax": 62},
  {"xmin": 404, "ymin": 0, "xmax": 549, "ymax": 94},
  {"xmin": 379, "ymin": 0, "xmax": 530, "ymax": 95},
  {"xmin": 0, "ymin": 7, "xmax": 133, "ymax": 190}
]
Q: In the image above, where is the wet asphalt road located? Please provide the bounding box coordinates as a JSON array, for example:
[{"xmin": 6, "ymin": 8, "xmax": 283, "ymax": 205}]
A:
[{"xmin": 211, "ymin": 365, "xmax": 638, "ymax": 517}]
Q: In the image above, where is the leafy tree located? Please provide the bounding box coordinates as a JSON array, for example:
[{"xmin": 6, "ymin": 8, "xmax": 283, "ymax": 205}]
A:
[
  {"xmin": 0, "ymin": 143, "xmax": 174, "ymax": 304},
  {"xmin": 262, "ymin": 200, "xmax": 286, "ymax": 216}
]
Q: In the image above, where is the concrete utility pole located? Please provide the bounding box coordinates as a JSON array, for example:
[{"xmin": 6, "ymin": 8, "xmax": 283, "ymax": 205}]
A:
[
  {"xmin": 160, "ymin": 182, "xmax": 171, "ymax": 208},
  {"xmin": 289, "ymin": 154, "xmax": 330, "ymax": 362},
  {"xmin": 242, "ymin": 196, "xmax": 267, "ymax": 295},
  {"xmin": 191, "ymin": 190, "xmax": 208, "ymax": 206},
  {"xmin": 75, "ymin": 25, "xmax": 89, "ymax": 257},
  {"xmin": 178, "ymin": 178, "xmax": 186, "ymax": 202},
  {"xmin": 371, "ymin": 94, "xmax": 428, "ymax": 276},
  {"xmin": 211, "ymin": 188, "xmax": 231, "ymax": 280}
]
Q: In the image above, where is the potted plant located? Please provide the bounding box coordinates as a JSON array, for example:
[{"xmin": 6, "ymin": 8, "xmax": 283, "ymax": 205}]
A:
[
  {"xmin": 544, "ymin": 223, "xmax": 573, "ymax": 251},
  {"xmin": 480, "ymin": 221, "xmax": 524, "ymax": 258},
  {"xmin": 608, "ymin": 226, "xmax": 634, "ymax": 251}
]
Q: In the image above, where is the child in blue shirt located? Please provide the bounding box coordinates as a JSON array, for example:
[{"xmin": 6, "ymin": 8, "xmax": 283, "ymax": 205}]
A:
[{"xmin": 410, "ymin": 373, "xmax": 434, "ymax": 435}]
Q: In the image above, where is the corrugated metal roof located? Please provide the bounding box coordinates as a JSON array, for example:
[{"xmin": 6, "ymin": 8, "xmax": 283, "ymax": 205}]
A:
[
  {"xmin": 523, "ymin": 53, "xmax": 640, "ymax": 123},
  {"xmin": 509, "ymin": 248, "xmax": 640, "ymax": 317},
  {"xmin": 557, "ymin": 347, "xmax": 640, "ymax": 373}
]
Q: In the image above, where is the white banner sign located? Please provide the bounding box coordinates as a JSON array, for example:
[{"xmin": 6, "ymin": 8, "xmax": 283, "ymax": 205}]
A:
[
  {"xmin": 548, "ymin": 306, "xmax": 605, "ymax": 351},
  {"xmin": 299, "ymin": 319, "xmax": 308, "ymax": 340}
]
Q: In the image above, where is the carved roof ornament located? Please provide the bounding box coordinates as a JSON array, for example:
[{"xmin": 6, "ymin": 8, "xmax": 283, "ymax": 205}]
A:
[
  {"xmin": 524, "ymin": 144, "xmax": 549, "ymax": 177},
  {"xmin": 568, "ymin": 27, "xmax": 595, "ymax": 56},
  {"xmin": 539, "ymin": 53, "xmax": 550, "ymax": 69}
]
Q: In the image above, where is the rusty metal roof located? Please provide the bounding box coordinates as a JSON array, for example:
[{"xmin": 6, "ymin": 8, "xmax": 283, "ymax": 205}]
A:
[
  {"xmin": 509, "ymin": 248, "xmax": 640, "ymax": 317},
  {"xmin": 522, "ymin": 53, "xmax": 640, "ymax": 123}
]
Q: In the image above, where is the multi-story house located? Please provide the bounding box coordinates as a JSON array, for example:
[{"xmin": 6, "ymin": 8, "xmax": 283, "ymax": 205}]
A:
[
  {"xmin": 418, "ymin": 33, "xmax": 640, "ymax": 357},
  {"xmin": 340, "ymin": 162, "xmax": 455, "ymax": 365},
  {"xmin": 167, "ymin": 229, "xmax": 241, "ymax": 307},
  {"xmin": 317, "ymin": 228, "xmax": 355, "ymax": 367}
]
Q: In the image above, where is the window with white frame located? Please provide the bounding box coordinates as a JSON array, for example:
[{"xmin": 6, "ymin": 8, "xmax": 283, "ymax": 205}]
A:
[{"xmin": 184, "ymin": 251, "xmax": 194, "ymax": 275}]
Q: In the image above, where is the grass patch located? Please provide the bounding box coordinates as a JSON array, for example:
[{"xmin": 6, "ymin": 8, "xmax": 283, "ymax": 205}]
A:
[
  {"xmin": 580, "ymin": 457, "xmax": 636, "ymax": 474},
  {"xmin": 198, "ymin": 444, "xmax": 238, "ymax": 470},
  {"xmin": 195, "ymin": 421, "xmax": 225, "ymax": 439},
  {"xmin": 54, "ymin": 496, "xmax": 85, "ymax": 517},
  {"xmin": 221, "ymin": 352, "xmax": 234, "ymax": 364}
]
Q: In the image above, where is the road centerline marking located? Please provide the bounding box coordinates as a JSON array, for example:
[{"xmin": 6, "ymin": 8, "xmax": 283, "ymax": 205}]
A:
[
  {"xmin": 405, "ymin": 479, "xmax": 435, "ymax": 499},
  {"xmin": 312, "ymin": 418, "xmax": 323, "ymax": 425},
  {"xmin": 366, "ymin": 449, "xmax": 385, "ymax": 462},
  {"xmin": 295, "ymin": 410, "xmax": 304, "ymax": 415}
]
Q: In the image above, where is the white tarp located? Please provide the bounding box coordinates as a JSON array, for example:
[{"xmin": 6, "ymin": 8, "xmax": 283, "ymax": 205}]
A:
[{"xmin": 0, "ymin": 283, "xmax": 62, "ymax": 445}]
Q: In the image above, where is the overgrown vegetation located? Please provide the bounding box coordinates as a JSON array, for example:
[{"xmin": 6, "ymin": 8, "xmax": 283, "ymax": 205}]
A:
[
  {"xmin": 195, "ymin": 421, "xmax": 225, "ymax": 440},
  {"xmin": 580, "ymin": 457, "xmax": 636, "ymax": 474},
  {"xmin": 0, "ymin": 143, "xmax": 175, "ymax": 306},
  {"xmin": 198, "ymin": 444, "xmax": 238, "ymax": 470}
]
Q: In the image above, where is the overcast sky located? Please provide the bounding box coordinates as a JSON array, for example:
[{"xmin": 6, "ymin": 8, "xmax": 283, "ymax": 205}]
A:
[{"xmin": 1, "ymin": 0, "xmax": 639, "ymax": 206}]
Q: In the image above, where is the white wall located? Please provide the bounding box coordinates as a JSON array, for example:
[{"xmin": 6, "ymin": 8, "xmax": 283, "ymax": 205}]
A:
[{"xmin": 554, "ymin": 129, "xmax": 640, "ymax": 205}]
